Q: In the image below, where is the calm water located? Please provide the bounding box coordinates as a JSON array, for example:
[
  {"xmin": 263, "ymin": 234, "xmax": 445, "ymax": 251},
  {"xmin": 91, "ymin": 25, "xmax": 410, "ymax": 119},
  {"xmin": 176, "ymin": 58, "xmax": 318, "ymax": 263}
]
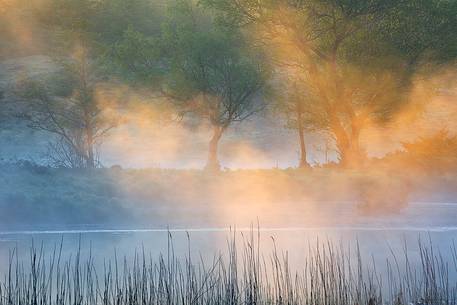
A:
[{"xmin": 1, "ymin": 201, "xmax": 457, "ymax": 278}]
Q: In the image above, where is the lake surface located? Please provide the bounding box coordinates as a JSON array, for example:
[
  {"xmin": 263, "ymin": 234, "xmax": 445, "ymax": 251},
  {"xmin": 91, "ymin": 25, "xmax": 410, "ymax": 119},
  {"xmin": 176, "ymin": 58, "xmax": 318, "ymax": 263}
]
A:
[{"xmin": 1, "ymin": 201, "xmax": 457, "ymax": 279}]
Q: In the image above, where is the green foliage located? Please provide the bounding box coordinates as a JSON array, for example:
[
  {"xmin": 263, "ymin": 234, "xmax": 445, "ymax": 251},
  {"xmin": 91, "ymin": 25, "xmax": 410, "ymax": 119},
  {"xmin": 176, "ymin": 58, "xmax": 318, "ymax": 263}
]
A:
[
  {"xmin": 4, "ymin": 0, "xmax": 457, "ymax": 168},
  {"xmin": 203, "ymin": 0, "xmax": 457, "ymax": 67},
  {"xmin": 94, "ymin": 1, "xmax": 165, "ymax": 85},
  {"xmin": 201, "ymin": 0, "xmax": 457, "ymax": 167},
  {"xmin": 93, "ymin": 0, "xmax": 162, "ymax": 44},
  {"xmin": 34, "ymin": 0, "xmax": 162, "ymax": 60},
  {"xmin": 161, "ymin": 0, "xmax": 267, "ymax": 127},
  {"xmin": 380, "ymin": 0, "xmax": 457, "ymax": 66},
  {"xmin": 110, "ymin": 27, "xmax": 161, "ymax": 83},
  {"xmin": 200, "ymin": 0, "xmax": 267, "ymax": 26}
]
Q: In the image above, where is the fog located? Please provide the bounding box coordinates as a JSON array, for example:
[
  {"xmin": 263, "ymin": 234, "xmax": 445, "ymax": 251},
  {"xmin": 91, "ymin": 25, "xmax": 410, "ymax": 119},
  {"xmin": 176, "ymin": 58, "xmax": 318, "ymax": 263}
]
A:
[{"xmin": 1, "ymin": 1, "xmax": 457, "ymax": 303}]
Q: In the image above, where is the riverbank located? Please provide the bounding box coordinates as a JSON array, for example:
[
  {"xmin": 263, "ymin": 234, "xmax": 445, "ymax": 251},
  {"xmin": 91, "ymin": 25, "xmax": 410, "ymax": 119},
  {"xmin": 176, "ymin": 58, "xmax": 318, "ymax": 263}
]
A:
[{"xmin": 1, "ymin": 163, "xmax": 456, "ymax": 229}]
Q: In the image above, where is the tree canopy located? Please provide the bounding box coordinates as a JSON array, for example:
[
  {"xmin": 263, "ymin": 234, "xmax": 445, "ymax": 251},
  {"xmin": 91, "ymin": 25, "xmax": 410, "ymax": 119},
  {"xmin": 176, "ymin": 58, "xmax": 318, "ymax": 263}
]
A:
[
  {"xmin": 4, "ymin": 0, "xmax": 457, "ymax": 169},
  {"xmin": 108, "ymin": 0, "xmax": 268, "ymax": 170},
  {"xmin": 202, "ymin": 0, "xmax": 457, "ymax": 166}
]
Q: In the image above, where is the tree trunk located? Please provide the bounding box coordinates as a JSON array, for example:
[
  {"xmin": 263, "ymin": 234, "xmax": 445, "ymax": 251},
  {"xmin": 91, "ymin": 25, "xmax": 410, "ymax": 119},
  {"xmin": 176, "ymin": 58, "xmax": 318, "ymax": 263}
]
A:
[
  {"xmin": 347, "ymin": 119, "xmax": 364, "ymax": 168},
  {"xmin": 296, "ymin": 101, "xmax": 310, "ymax": 169},
  {"xmin": 329, "ymin": 111, "xmax": 351, "ymax": 167},
  {"xmin": 87, "ymin": 139, "xmax": 95, "ymax": 168},
  {"xmin": 297, "ymin": 126, "xmax": 309, "ymax": 168},
  {"xmin": 333, "ymin": 116, "xmax": 365, "ymax": 168},
  {"xmin": 84, "ymin": 110, "xmax": 96, "ymax": 168},
  {"xmin": 80, "ymin": 47, "xmax": 96, "ymax": 169},
  {"xmin": 205, "ymin": 125, "xmax": 224, "ymax": 172}
]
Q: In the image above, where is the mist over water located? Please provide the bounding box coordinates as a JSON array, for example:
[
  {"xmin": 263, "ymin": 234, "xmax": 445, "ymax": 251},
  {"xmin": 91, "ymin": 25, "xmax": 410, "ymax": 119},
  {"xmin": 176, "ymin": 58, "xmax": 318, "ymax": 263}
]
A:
[
  {"xmin": 1, "ymin": 1, "xmax": 457, "ymax": 303},
  {"xmin": 1, "ymin": 201, "xmax": 457, "ymax": 280}
]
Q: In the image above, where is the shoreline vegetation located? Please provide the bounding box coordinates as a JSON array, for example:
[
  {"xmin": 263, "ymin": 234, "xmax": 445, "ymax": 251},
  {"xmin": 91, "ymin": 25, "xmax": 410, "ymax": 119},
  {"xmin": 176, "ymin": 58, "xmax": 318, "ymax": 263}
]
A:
[{"xmin": 1, "ymin": 232, "xmax": 456, "ymax": 305}]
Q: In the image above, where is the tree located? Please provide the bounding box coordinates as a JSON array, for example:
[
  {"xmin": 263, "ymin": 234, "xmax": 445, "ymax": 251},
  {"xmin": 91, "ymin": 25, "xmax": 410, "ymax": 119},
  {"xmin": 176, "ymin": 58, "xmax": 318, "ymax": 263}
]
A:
[
  {"xmin": 18, "ymin": 49, "xmax": 117, "ymax": 168},
  {"xmin": 161, "ymin": 0, "xmax": 267, "ymax": 170},
  {"xmin": 18, "ymin": 0, "xmax": 164, "ymax": 168},
  {"xmin": 111, "ymin": 0, "xmax": 268, "ymax": 171},
  {"xmin": 203, "ymin": 0, "xmax": 457, "ymax": 167},
  {"xmin": 274, "ymin": 78, "xmax": 315, "ymax": 168},
  {"xmin": 16, "ymin": 0, "xmax": 121, "ymax": 168}
]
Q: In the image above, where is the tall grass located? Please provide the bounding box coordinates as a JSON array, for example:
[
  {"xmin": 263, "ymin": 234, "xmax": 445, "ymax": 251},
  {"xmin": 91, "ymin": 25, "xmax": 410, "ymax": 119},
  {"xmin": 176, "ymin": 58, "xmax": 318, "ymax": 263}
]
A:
[{"xmin": 1, "ymin": 232, "xmax": 456, "ymax": 305}]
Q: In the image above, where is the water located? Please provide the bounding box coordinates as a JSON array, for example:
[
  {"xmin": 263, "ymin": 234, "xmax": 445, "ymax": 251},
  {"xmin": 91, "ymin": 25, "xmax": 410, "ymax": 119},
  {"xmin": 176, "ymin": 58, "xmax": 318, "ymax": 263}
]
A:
[{"xmin": 1, "ymin": 201, "xmax": 457, "ymax": 279}]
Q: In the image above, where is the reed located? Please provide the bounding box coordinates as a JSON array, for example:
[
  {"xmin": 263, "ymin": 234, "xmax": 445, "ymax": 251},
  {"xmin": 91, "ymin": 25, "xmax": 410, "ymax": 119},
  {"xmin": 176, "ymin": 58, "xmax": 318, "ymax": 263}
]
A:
[{"xmin": 1, "ymin": 232, "xmax": 456, "ymax": 305}]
